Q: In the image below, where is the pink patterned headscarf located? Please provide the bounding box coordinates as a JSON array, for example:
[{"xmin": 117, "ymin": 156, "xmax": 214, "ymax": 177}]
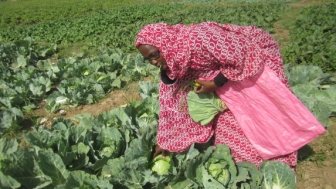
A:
[{"xmin": 135, "ymin": 23, "xmax": 194, "ymax": 80}]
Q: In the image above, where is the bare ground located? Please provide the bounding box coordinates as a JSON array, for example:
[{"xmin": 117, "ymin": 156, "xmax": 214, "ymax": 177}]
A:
[{"xmin": 296, "ymin": 118, "xmax": 336, "ymax": 189}]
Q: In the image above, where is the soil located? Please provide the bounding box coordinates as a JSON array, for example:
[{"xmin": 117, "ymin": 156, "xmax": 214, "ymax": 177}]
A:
[
  {"xmin": 62, "ymin": 82, "xmax": 141, "ymax": 118},
  {"xmin": 296, "ymin": 118, "xmax": 336, "ymax": 189}
]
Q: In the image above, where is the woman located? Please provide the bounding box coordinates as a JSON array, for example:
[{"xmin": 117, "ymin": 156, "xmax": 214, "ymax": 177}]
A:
[{"xmin": 135, "ymin": 22, "xmax": 297, "ymax": 168}]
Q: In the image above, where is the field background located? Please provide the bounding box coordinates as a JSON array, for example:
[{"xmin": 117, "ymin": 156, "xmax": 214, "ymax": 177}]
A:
[{"xmin": 1, "ymin": 0, "xmax": 335, "ymax": 188}]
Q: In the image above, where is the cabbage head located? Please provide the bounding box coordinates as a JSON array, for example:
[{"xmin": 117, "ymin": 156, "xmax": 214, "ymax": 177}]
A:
[
  {"xmin": 260, "ymin": 161, "xmax": 296, "ymax": 189},
  {"xmin": 151, "ymin": 155, "xmax": 172, "ymax": 176},
  {"xmin": 203, "ymin": 145, "xmax": 237, "ymax": 187},
  {"xmin": 187, "ymin": 91, "xmax": 224, "ymax": 125},
  {"xmin": 96, "ymin": 127, "xmax": 124, "ymax": 158}
]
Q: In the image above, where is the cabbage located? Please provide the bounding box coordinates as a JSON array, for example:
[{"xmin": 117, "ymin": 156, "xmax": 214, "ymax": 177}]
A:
[
  {"xmin": 151, "ymin": 155, "xmax": 172, "ymax": 176},
  {"xmin": 260, "ymin": 161, "xmax": 296, "ymax": 189},
  {"xmin": 203, "ymin": 145, "xmax": 237, "ymax": 187},
  {"xmin": 216, "ymin": 168, "xmax": 231, "ymax": 186},
  {"xmin": 187, "ymin": 91, "xmax": 225, "ymax": 125},
  {"xmin": 233, "ymin": 162, "xmax": 263, "ymax": 189},
  {"xmin": 208, "ymin": 162, "xmax": 227, "ymax": 178}
]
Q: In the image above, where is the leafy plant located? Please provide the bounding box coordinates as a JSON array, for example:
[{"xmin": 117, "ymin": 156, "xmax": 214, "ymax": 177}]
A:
[
  {"xmin": 260, "ymin": 161, "xmax": 296, "ymax": 189},
  {"xmin": 286, "ymin": 64, "xmax": 336, "ymax": 127},
  {"xmin": 283, "ymin": 3, "xmax": 336, "ymax": 72}
]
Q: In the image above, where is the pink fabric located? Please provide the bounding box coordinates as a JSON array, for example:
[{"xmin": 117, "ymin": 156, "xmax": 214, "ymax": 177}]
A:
[
  {"xmin": 216, "ymin": 66, "xmax": 326, "ymax": 159},
  {"xmin": 135, "ymin": 22, "xmax": 299, "ymax": 166},
  {"xmin": 214, "ymin": 111, "xmax": 298, "ymax": 167}
]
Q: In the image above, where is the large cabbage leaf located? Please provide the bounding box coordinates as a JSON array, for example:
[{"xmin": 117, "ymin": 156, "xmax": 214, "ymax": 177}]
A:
[{"xmin": 187, "ymin": 91, "xmax": 224, "ymax": 125}]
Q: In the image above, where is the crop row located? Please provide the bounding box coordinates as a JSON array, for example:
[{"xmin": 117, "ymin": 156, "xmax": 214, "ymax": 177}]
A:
[
  {"xmin": 0, "ymin": 2, "xmax": 286, "ymax": 52},
  {"xmin": 0, "ymin": 39, "xmax": 153, "ymax": 135},
  {"xmin": 283, "ymin": 3, "xmax": 336, "ymax": 72}
]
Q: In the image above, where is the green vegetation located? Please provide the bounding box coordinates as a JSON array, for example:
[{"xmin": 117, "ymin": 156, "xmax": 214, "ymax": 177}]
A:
[
  {"xmin": 0, "ymin": 1, "xmax": 286, "ymax": 52},
  {"xmin": 286, "ymin": 65, "xmax": 336, "ymax": 126},
  {"xmin": 0, "ymin": 39, "xmax": 152, "ymax": 135},
  {"xmin": 283, "ymin": 3, "xmax": 336, "ymax": 72},
  {"xmin": 151, "ymin": 155, "xmax": 173, "ymax": 176},
  {"xmin": 260, "ymin": 161, "xmax": 296, "ymax": 189}
]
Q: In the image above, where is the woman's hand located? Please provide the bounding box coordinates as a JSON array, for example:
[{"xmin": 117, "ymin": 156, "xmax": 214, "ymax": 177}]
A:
[{"xmin": 194, "ymin": 80, "xmax": 217, "ymax": 93}]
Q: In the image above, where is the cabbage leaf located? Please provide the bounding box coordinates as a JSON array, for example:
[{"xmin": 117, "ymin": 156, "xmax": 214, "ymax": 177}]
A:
[{"xmin": 187, "ymin": 91, "xmax": 224, "ymax": 125}]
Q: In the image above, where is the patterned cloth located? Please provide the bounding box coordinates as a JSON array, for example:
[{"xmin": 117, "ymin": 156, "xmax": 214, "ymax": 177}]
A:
[{"xmin": 135, "ymin": 22, "xmax": 297, "ymax": 167}]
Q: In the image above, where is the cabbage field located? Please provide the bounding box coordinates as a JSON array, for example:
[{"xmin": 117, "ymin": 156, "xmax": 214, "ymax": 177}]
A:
[{"xmin": 0, "ymin": 0, "xmax": 336, "ymax": 188}]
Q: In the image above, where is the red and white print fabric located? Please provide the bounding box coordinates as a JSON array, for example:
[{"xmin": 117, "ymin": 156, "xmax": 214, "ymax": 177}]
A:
[{"xmin": 135, "ymin": 22, "xmax": 297, "ymax": 167}]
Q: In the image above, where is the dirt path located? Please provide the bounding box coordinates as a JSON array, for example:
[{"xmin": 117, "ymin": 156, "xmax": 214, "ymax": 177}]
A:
[
  {"xmin": 272, "ymin": 0, "xmax": 336, "ymax": 188},
  {"xmin": 32, "ymin": 82, "xmax": 141, "ymax": 126},
  {"xmin": 62, "ymin": 82, "xmax": 141, "ymax": 118}
]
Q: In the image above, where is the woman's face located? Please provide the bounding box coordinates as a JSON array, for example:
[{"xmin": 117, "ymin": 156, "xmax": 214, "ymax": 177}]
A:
[{"xmin": 137, "ymin": 44, "xmax": 167, "ymax": 70}]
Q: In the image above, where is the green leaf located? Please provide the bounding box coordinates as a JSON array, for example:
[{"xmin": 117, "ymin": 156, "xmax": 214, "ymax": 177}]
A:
[
  {"xmin": 166, "ymin": 179, "xmax": 195, "ymax": 189},
  {"xmin": 0, "ymin": 171, "xmax": 21, "ymax": 189},
  {"xmin": 111, "ymin": 78, "xmax": 121, "ymax": 88},
  {"xmin": 97, "ymin": 127, "xmax": 124, "ymax": 158},
  {"xmin": 16, "ymin": 55, "xmax": 27, "ymax": 68},
  {"xmin": 60, "ymin": 170, "xmax": 113, "ymax": 189},
  {"xmin": 187, "ymin": 91, "xmax": 224, "ymax": 125},
  {"xmin": 29, "ymin": 83, "xmax": 43, "ymax": 96},
  {"xmin": 235, "ymin": 162, "xmax": 262, "ymax": 189},
  {"xmin": 37, "ymin": 149, "xmax": 69, "ymax": 185},
  {"xmin": 0, "ymin": 138, "xmax": 18, "ymax": 156},
  {"xmin": 286, "ymin": 65, "xmax": 324, "ymax": 86},
  {"xmin": 101, "ymin": 157, "xmax": 125, "ymax": 179},
  {"xmin": 260, "ymin": 161, "xmax": 296, "ymax": 189},
  {"xmin": 3, "ymin": 149, "xmax": 53, "ymax": 188},
  {"xmin": 71, "ymin": 142, "xmax": 90, "ymax": 155},
  {"xmin": 9, "ymin": 107, "xmax": 23, "ymax": 118},
  {"xmin": 199, "ymin": 165, "xmax": 226, "ymax": 189}
]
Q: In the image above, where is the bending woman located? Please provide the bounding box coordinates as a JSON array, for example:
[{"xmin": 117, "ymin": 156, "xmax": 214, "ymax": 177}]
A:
[{"xmin": 135, "ymin": 22, "xmax": 297, "ymax": 168}]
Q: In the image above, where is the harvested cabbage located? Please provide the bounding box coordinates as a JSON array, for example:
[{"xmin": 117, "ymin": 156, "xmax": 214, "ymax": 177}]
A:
[{"xmin": 187, "ymin": 91, "xmax": 225, "ymax": 125}]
